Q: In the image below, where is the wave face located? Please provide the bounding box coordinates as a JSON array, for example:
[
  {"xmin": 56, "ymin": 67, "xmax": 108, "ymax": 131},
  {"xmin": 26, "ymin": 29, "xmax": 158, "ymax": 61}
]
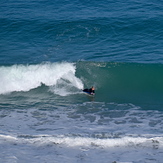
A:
[
  {"xmin": 1, "ymin": 61, "xmax": 162, "ymax": 109},
  {"xmin": 0, "ymin": 62, "xmax": 83, "ymax": 95},
  {"xmin": 76, "ymin": 62, "xmax": 163, "ymax": 108}
]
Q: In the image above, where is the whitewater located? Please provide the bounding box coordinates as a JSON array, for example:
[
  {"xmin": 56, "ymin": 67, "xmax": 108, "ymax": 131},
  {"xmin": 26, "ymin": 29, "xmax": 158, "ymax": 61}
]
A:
[
  {"xmin": 0, "ymin": 62, "xmax": 83, "ymax": 95},
  {"xmin": 0, "ymin": 100, "xmax": 163, "ymax": 163}
]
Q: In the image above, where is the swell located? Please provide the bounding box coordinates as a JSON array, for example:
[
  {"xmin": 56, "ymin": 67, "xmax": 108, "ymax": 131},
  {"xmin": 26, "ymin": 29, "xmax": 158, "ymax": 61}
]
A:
[{"xmin": 1, "ymin": 16, "xmax": 163, "ymax": 64}]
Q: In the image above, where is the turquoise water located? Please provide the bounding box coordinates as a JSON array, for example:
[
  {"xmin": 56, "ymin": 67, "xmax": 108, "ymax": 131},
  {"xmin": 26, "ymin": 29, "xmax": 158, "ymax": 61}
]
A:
[{"xmin": 0, "ymin": 1, "xmax": 163, "ymax": 163}]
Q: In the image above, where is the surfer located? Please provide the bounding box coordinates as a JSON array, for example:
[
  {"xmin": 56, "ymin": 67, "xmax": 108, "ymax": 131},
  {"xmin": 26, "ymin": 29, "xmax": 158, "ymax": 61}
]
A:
[{"xmin": 83, "ymin": 86, "xmax": 95, "ymax": 95}]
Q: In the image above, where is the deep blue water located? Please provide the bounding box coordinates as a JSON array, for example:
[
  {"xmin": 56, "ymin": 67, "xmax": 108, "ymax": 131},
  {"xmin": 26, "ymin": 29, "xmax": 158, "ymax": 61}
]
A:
[
  {"xmin": 0, "ymin": 1, "xmax": 163, "ymax": 163},
  {"xmin": 1, "ymin": 0, "xmax": 163, "ymax": 64}
]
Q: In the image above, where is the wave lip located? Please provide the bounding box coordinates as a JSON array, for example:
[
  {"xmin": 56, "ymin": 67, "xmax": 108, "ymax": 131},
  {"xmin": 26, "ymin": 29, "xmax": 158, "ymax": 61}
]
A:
[{"xmin": 0, "ymin": 62, "xmax": 83, "ymax": 95}]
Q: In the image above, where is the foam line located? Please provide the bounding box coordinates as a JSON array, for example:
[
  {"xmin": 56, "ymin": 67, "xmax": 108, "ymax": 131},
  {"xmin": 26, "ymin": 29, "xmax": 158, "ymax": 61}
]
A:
[{"xmin": 0, "ymin": 134, "xmax": 162, "ymax": 149}]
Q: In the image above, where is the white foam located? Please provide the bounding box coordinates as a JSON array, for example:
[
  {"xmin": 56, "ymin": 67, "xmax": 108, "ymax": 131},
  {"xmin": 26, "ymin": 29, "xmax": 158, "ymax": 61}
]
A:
[
  {"xmin": 0, "ymin": 133, "xmax": 163, "ymax": 163},
  {"xmin": 0, "ymin": 102, "xmax": 163, "ymax": 163},
  {"xmin": 0, "ymin": 62, "xmax": 83, "ymax": 94},
  {"xmin": 0, "ymin": 134, "xmax": 163, "ymax": 149}
]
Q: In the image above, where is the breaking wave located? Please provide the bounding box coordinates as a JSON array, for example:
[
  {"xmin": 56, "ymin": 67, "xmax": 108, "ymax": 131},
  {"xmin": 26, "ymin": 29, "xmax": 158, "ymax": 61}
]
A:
[{"xmin": 0, "ymin": 62, "xmax": 83, "ymax": 95}]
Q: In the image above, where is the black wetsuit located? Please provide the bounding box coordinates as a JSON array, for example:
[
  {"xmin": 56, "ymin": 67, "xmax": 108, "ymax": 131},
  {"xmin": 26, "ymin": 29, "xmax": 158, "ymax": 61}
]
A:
[{"xmin": 83, "ymin": 88, "xmax": 95, "ymax": 94}]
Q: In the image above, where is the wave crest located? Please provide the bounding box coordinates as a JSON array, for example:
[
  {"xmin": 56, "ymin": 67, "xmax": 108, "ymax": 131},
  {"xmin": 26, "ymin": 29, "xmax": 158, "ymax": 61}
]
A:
[{"xmin": 0, "ymin": 62, "xmax": 84, "ymax": 94}]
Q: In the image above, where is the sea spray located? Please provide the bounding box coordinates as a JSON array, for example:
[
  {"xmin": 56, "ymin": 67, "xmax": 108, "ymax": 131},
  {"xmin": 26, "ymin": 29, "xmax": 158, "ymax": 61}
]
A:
[{"xmin": 0, "ymin": 62, "xmax": 83, "ymax": 94}]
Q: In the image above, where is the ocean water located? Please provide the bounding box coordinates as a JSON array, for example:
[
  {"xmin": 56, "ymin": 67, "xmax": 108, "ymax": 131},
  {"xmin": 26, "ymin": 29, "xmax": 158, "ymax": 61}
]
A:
[{"xmin": 0, "ymin": 0, "xmax": 163, "ymax": 163}]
